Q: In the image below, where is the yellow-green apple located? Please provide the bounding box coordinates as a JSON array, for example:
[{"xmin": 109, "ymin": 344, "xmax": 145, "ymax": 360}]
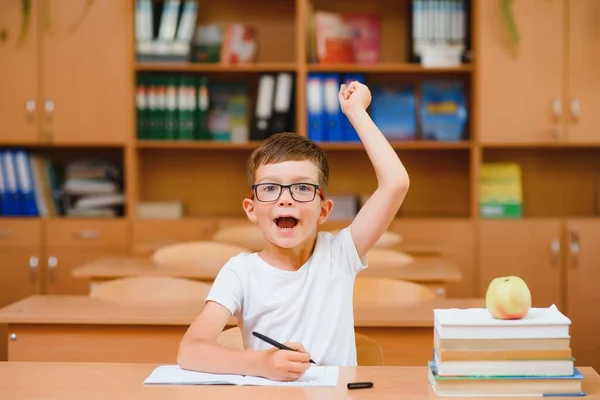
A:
[{"xmin": 485, "ymin": 276, "xmax": 532, "ymax": 319}]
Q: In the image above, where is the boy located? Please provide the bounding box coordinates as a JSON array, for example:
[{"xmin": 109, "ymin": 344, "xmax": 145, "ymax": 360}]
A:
[{"xmin": 177, "ymin": 81, "xmax": 410, "ymax": 381}]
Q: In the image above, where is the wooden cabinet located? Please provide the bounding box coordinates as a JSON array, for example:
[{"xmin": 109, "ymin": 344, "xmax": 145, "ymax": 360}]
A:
[
  {"xmin": 480, "ymin": 219, "xmax": 600, "ymax": 370},
  {"xmin": 566, "ymin": 0, "xmax": 600, "ymax": 144},
  {"xmin": 0, "ymin": 0, "xmax": 41, "ymax": 143},
  {"xmin": 479, "ymin": 220, "xmax": 563, "ymax": 308},
  {"xmin": 564, "ymin": 220, "xmax": 600, "ymax": 371},
  {"xmin": 0, "ymin": 220, "xmax": 43, "ymax": 307},
  {"xmin": 42, "ymin": 0, "xmax": 133, "ymax": 144},
  {"xmin": 44, "ymin": 220, "xmax": 129, "ymax": 294},
  {"xmin": 0, "ymin": 0, "xmax": 133, "ymax": 145},
  {"xmin": 0, "ymin": 219, "xmax": 129, "ymax": 300},
  {"xmin": 477, "ymin": 0, "xmax": 600, "ymax": 144}
]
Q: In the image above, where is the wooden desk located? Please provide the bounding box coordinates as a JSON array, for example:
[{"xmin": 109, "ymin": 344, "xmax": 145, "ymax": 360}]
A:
[
  {"xmin": 73, "ymin": 256, "xmax": 462, "ymax": 297},
  {"xmin": 0, "ymin": 295, "xmax": 483, "ymax": 365},
  {"xmin": 1, "ymin": 362, "xmax": 599, "ymax": 399}
]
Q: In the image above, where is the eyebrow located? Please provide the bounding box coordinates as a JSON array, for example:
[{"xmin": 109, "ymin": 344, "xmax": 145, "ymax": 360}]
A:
[{"xmin": 257, "ymin": 176, "xmax": 318, "ymax": 183}]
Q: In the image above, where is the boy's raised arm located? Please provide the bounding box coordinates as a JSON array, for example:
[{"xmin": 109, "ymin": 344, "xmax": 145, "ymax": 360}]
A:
[{"xmin": 339, "ymin": 82, "xmax": 410, "ymax": 260}]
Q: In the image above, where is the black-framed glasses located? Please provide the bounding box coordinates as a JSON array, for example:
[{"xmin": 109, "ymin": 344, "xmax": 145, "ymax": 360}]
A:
[{"xmin": 251, "ymin": 183, "xmax": 324, "ymax": 203}]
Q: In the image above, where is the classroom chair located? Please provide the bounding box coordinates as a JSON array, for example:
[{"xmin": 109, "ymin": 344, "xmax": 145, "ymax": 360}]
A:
[
  {"xmin": 217, "ymin": 327, "xmax": 383, "ymax": 366},
  {"xmin": 328, "ymin": 229, "xmax": 403, "ymax": 249},
  {"xmin": 89, "ymin": 276, "xmax": 212, "ymax": 307},
  {"xmin": 366, "ymin": 247, "xmax": 415, "ymax": 269},
  {"xmin": 211, "ymin": 223, "xmax": 265, "ymax": 251},
  {"xmin": 353, "ymin": 277, "xmax": 436, "ymax": 307},
  {"xmin": 151, "ymin": 240, "xmax": 252, "ymax": 276}
]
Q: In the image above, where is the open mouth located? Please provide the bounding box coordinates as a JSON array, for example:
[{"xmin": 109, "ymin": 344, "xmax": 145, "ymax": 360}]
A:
[{"xmin": 274, "ymin": 216, "xmax": 299, "ymax": 231}]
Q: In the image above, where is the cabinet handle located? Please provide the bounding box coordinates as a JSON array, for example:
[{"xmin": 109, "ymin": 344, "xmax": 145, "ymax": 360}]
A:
[
  {"xmin": 25, "ymin": 99, "xmax": 36, "ymax": 122},
  {"xmin": 48, "ymin": 256, "xmax": 58, "ymax": 281},
  {"xmin": 29, "ymin": 256, "xmax": 39, "ymax": 283},
  {"xmin": 569, "ymin": 229, "xmax": 580, "ymax": 268},
  {"xmin": 550, "ymin": 239, "xmax": 560, "ymax": 265},
  {"xmin": 0, "ymin": 229, "xmax": 14, "ymax": 239},
  {"xmin": 44, "ymin": 99, "xmax": 55, "ymax": 140},
  {"xmin": 552, "ymin": 126, "xmax": 562, "ymax": 139},
  {"xmin": 552, "ymin": 98, "xmax": 562, "ymax": 120},
  {"xmin": 571, "ymin": 98, "xmax": 580, "ymax": 122},
  {"xmin": 76, "ymin": 229, "xmax": 100, "ymax": 240},
  {"xmin": 45, "ymin": 99, "xmax": 54, "ymax": 120}
]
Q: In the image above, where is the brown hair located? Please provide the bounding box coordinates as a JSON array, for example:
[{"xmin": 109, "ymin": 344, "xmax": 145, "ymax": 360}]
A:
[{"xmin": 247, "ymin": 132, "xmax": 329, "ymax": 194}]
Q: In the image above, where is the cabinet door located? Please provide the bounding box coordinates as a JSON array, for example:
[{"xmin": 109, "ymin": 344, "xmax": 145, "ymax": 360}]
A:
[
  {"xmin": 566, "ymin": 0, "xmax": 600, "ymax": 143},
  {"xmin": 565, "ymin": 219, "xmax": 600, "ymax": 371},
  {"xmin": 477, "ymin": 0, "xmax": 565, "ymax": 144},
  {"xmin": 0, "ymin": 252, "xmax": 41, "ymax": 307},
  {"xmin": 0, "ymin": 219, "xmax": 43, "ymax": 306},
  {"xmin": 479, "ymin": 220, "xmax": 563, "ymax": 308},
  {"xmin": 0, "ymin": 0, "xmax": 41, "ymax": 143},
  {"xmin": 45, "ymin": 249, "xmax": 128, "ymax": 295},
  {"xmin": 41, "ymin": 0, "xmax": 133, "ymax": 144}
]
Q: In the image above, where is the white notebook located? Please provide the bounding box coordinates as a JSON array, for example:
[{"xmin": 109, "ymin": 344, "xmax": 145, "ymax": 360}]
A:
[{"xmin": 143, "ymin": 365, "xmax": 339, "ymax": 387}]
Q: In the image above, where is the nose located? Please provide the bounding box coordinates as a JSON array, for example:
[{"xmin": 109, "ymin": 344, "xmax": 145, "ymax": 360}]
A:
[{"xmin": 278, "ymin": 187, "xmax": 295, "ymax": 205}]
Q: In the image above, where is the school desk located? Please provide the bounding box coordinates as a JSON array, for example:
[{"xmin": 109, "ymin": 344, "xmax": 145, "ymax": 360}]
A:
[
  {"xmin": 1, "ymin": 362, "xmax": 599, "ymax": 399},
  {"xmin": 0, "ymin": 295, "xmax": 483, "ymax": 365},
  {"xmin": 72, "ymin": 256, "xmax": 462, "ymax": 297}
]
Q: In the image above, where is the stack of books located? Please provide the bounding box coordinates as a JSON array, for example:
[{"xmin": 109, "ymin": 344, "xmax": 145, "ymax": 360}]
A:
[{"xmin": 428, "ymin": 304, "xmax": 585, "ymax": 397}]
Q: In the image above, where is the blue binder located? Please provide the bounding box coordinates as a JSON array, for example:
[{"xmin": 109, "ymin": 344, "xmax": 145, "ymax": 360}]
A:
[
  {"xmin": 322, "ymin": 73, "xmax": 344, "ymax": 142},
  {"xmin": 1, "ymin": 151, "xmax": 23, "ymax": 216},
  {"xmin": 14, "ymin": 150, "xmax": 39, "ymax": 216}
]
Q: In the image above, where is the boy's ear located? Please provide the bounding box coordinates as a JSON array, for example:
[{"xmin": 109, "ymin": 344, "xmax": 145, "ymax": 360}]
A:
[
  {"xmin": 243, "ymin": 197, "xmax": 258, "ymax": 223},
  {"xmin": 318, "ymin": 198, "xmax": 334, "ymax": 224}
]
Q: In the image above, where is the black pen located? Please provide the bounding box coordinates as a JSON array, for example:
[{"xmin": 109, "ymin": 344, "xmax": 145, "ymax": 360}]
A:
[{"xmin": 252, "ymin": 331, "xmax": 316, "ymax": 364}]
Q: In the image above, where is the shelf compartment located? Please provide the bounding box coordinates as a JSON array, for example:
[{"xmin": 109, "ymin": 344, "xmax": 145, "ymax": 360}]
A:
[
  {"xmin": 482, "ymin": 148, "xmax": 600, "ymax": 218},
  {"xmin": 137, "ymin": 147, "xmax": 471, "ymax": 219}
]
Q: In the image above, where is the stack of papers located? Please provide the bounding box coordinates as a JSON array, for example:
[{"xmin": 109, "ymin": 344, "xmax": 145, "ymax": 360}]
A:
[{"xmin": 143, "ymin": 365, "xmax": 340, "ymax": 387}]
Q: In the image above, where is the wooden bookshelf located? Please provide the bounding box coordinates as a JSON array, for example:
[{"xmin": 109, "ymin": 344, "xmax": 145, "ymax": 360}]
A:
[{"xmin": 2, "ymin": 0, "xmax": 600, "ymax": 370}]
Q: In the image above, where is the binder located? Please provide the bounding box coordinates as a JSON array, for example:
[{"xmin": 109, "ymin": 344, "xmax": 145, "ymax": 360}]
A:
[
  {"xmin": 14, "ymin": 150, "xmax": 39, "ymax": 216},
  {"xmin": 0, "ymin": 152, "xmax": 5, "ymax": 215},
  {"xmin": 270, "ymin": 73, "xmax": 294, "ymax": 134},
  {"xmin": 195, "ymin": 75, "xmax": 210, "ymax": 140},
  {"xmin": 322, "ymin": 73, "xmax": 344, "ymax": 142},
  {"xmin": 252, "ymin": 74, "xmax": 275, "ymax": 140},
  {"xmin": 306, "ymin": 73, "xmax": 326, "ymax": 142},
  {"xmin": 1, "ymin": 151, "xmax": 22, "ymax": 216}
]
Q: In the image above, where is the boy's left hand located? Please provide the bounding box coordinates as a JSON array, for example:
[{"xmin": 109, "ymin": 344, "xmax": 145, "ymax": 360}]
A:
[{"xmin": 338, "ymin": 81, "xmax": 371, "ymax": 115}]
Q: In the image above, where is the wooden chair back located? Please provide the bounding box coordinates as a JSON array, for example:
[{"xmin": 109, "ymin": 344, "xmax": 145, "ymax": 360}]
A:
[
  {"xmin": 366, "ymin": 247, "xmax": 414, "ymax": 269},
  {"xmin": 212, "ymin": 224, "xmax": 265, "ymax": 251},
  {"xmin": 151, "ymin": 240, "xmax": 251, "ymax": 276},
  {"xmin": 328, "ymin": 229, "xmax": 403, "ymax": 249},
  {"xmin": 216, "ymin": 328, "xmax": 383, "ymax": 366},
  {"xmin": 355, "ymin": 332, "xmax": 383, "ymax": 366},
  {"xmin": 353, "ymin": 277, "xmax": 436, "ymax": 307},
  {"xmin": 90, "ymin": 276, "xmax": 211, "ymax": 307}
]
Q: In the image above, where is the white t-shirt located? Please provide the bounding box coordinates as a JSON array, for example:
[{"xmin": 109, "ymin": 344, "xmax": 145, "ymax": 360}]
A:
[{"xmin": 205, "ymin": 226, "xmax": 368, "ymax": 366}]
